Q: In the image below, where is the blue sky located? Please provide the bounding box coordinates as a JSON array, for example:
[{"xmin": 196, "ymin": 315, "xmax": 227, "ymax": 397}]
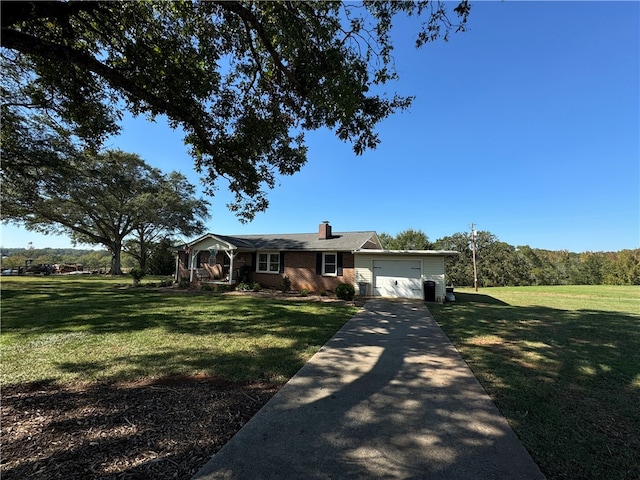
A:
[{"xmin": 2, "ymin": 1, "xmax": 638, "ymax": 252}]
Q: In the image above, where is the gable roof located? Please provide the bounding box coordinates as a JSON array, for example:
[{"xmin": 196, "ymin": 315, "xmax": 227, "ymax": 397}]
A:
[{"xmin": 186, "ymin": 231, "xmax": 381, "ymax": 252}]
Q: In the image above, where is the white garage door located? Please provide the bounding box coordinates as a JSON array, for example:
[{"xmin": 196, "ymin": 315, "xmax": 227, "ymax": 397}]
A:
[{"xmin": 373, "ymin": 260, "xmax": 422, "ymax": 298}]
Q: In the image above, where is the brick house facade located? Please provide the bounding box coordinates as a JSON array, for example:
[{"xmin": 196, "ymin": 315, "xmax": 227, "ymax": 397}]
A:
[
  {"xmin": 174, "ymin": 223, "xmax": 379, "ymax": 293},
  {"xmin": 253, "ymin": 251, "xmax": 355, "ymax": 292}
]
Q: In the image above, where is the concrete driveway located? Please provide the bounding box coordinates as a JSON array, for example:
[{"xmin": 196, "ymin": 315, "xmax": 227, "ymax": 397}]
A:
[{"xmin": 193, "ymin": 299, "xmax": 545, "ymax": 479}]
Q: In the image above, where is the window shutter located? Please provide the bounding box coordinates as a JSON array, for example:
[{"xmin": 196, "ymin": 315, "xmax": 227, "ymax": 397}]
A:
[
  {"xmin": 337, "ymin": 253, "xmax": 344, "ymax": 276},
  {"xmin": 252, "ymin": 252, "xmax": 257, "ymax": 272},
  {"xmin": 279, "ymin": 252, "xmax": 285, "ymax": 274},
  {"xmin": 316, "ymin": 253, "xmax": 322, "ymax": 275}
]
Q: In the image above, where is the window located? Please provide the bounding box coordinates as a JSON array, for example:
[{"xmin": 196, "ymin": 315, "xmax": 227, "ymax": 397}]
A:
[
  {"xmin": 316, "ymin": 252, "xmax": 344, "ymax": 276},
  {"xmin": 257, "ymin": 252, "xmax": 280, "ymax": 273},
  {"xmin": 323, "ymin": 253, "xmax": 337, "ymax": 276}
]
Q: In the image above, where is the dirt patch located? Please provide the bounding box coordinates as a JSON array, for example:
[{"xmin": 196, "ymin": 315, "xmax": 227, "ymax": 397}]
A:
[{"xmin": 1, "ymin": 377, "xmax": 279, "ymax": 479}]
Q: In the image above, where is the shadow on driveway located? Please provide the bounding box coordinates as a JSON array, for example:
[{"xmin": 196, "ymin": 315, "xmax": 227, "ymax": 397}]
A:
[{"xmin": 193, "ymin": 299, "xmax": 545, "ymax": 480}]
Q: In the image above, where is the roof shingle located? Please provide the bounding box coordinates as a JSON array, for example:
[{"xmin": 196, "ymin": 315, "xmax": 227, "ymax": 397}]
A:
[{"xmin": 189, "ymin": 231, "xmax": 380, "ymax": 251}]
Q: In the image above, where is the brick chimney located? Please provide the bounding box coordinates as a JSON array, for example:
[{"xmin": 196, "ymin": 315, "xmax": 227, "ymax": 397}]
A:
[{"xmin": 319, "ymin": 221, "xmax": 332, "ymax": 240}]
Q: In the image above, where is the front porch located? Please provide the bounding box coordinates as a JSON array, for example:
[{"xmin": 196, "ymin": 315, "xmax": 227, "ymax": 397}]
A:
[{"xmin": 174, "ymin": 234, "xmax": 253, "ymax": 286}]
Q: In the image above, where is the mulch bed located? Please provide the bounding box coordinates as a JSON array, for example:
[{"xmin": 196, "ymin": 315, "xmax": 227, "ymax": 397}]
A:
[{"xmin": 1, "ymin": 377, "xmax": 279, "ymax": 479}]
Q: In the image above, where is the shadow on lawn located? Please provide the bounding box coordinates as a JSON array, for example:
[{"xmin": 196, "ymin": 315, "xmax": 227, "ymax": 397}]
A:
[
  {"xmin": 452, "ymin": 292, "xmax": 510, "ymax": 306},
  {"xmin": 430, "ymin": 293, "xmax": 640, "ymax": 480},
  {"xmin": 2, "ymin": 283, "xmax": 356, "ymax": 385},
  {"xmin": 55, "ymin": 344, "xmax": 312, "ymax": 384},
  {"xmin": 2, "ymin": 286, "xmax": 351, "ymax": 339}
]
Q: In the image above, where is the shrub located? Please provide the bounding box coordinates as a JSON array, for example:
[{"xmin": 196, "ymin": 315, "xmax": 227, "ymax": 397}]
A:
[
  {"xmin": 129, "ymin": 267, "xmax": 145, "ymax": 285},
  {"xmin": 335, "ymin": 283, "xmax": 355, "ymax": 301},
  {"xmin": 236, "ymin": 282, "xmax": 251, "ymax": 291},
  {"xmin": 201, "ymin": 284, "xmax": 214, "ymax": 292},
  {"xmin": 300, "ymin": 289, "xmax": 309, "ymax": 297},
  {"xmin": 279, "ymin": 276, "xmax": 291, "ymax": 293},
  {"xmin": 251, "ymin": 282, "xmax": 262, "ymax": 292},
  {"xmin": 238, "ymin": 265, "xmax": 252, "ymax": 283},
  {"xmin": 177, "ymin": 277, "xmax": 190, "ymax": 289},
  {"xmin": 214, "ymin": 284, "xmax": 234, "ymax": 293}
]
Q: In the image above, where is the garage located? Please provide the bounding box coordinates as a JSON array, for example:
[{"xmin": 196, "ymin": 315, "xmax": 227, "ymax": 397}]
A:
[
  {"xmin": 354, "ymin": 249, "xmax": 458, "ymax": 301},
  {"xmin": 373, "ymin": 259, "xmax": 422, "ymax": 298}
]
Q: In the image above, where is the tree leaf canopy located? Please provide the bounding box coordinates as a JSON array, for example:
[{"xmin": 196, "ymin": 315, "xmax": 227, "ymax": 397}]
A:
[{"xmin": 1, "ymin": 0, "xmax": 470, "ymax": 220}]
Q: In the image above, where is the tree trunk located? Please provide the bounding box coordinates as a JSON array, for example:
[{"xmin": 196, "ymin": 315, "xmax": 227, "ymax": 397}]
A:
[
  {"xmin": 109, "ymin": 240, "xmax": 123, "ymax": 275},
  {"xmin": 139, "ymin": 243, "xmax": 148, "ymax": 272}
]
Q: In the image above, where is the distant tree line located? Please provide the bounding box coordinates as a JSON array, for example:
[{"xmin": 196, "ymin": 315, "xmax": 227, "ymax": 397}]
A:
[
  {"xmin": 380, "ymin": 229, "xmax": 640, "ymax": 286},
  {"xmin": 1, "ymin": 241, "xmax": 176, "ymax": 276}
]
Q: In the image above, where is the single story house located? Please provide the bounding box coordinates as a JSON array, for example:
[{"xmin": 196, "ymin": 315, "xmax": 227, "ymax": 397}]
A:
[{"xmin": 173, "ymin": 222, "xmax": 457, "ymax": 301}]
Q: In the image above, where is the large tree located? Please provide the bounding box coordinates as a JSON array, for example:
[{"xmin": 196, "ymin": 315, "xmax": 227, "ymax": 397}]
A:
[
  {"xmin": 146, "ymin": 238, "xmax": 179, "ymax": 276},
  {"xmin": 123, "ymin": 171, "xmax": 207, "ymax": 272},
  {"xmin": 379, "ymin": 228, "xmax": 432, "ymax": 250},
  {"xmin": 433, "ymin": 230, "xmax": 529, "ymax": 287},
  {"xmin": 2, "ymin": 149, "xmax": 209, "ymax": 274},
  {"xmin": 1, "ymin": 0, "xmax": 470, "ymax": 220},
  {"xmin": 433, "ymin": 232, "xmax": 474, "ymax": 286}
]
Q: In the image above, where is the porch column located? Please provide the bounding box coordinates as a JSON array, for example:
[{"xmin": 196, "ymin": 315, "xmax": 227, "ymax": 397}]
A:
[
  {"xmin": 174, "ymin": 253, "xmax": 180, "ymax": 282},
  {"xmin": 225, "ymin": 250, "xmax": 236, "ymax": 284},
  {"xmin": 189, "ymin": 249, "xmax": 199, "ymax": 283}
]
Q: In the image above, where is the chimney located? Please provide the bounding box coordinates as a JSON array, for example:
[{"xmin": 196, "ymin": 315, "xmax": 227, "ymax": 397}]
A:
[{"xmin": 319, "ymin": 221, "xmax": 332, "ymax": 240}]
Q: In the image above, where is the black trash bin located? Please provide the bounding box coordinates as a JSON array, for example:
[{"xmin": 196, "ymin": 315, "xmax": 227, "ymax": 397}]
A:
[{"xmin": 424, "ymin": 280, "xmax": 436, "ymax": 302}]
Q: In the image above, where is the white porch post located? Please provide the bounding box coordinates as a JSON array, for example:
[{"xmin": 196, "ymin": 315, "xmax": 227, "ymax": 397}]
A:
[
  {"xmin": 174, "ymin": 253, "xmax": 180, "ymax": 282},
  {"xmin": 226, "ymin": 250, "xmax": 236, "ymax": 284},
  {"xmin": 189, "ymin": 249, "xmax": 199, "ymax": 283}
]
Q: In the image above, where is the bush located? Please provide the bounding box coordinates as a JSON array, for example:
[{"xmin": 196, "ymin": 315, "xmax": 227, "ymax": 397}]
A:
[
  {"xmin": 279, "ymin": 276, "xmax": 291, "ymax": 293},
  {"xmin": 335, "ymin": 283, "xmax": 355, "ymax": 301},
  {"xmin": 129, "ymin": 267, "xmax": 145, "ymax": 285},
  {"xmin": 238, "ymin": 265, "xmax": 251, "ymax": 283},
  {"xmin": 300, "ymin": 289, "xmax": 309, "ymax": 297},
  {"xmin": 214, "ymin": 284, "xmax": 234, "ymax": 293},
  {"xmin": 177, "ymin": 277, "xmax": 190, "ymax": 289},
  {"xmin": 252, "ymin": 282, "xmax": 262, "ymax": 292},
  {"xmin": 237, "ymin": 282, "xmax": 251, "ymax": 291}
]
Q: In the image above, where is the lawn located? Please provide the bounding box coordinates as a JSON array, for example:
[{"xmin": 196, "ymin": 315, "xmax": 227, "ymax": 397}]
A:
[
  {"xmin": 1, "ymin": 276, "xmax": 359, "ymax": 386},
  {"xmin": 429, "ymin": 285, "xmax": 640, "ymax": 480}
]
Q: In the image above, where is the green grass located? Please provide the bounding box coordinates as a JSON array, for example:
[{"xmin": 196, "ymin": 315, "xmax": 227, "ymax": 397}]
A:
[
  {"xmin": 430, "ymin": 285, "xmax": 640, "ymax": 480},
  {"xmin": 1, "ymin": 276, "xmax": 358, "ymax": 386}
]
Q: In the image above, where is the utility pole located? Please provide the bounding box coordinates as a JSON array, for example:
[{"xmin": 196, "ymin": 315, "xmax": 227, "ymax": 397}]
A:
[{"xmin": 470, "ymin": 223, "xmax": 478, "ymax": 292}]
